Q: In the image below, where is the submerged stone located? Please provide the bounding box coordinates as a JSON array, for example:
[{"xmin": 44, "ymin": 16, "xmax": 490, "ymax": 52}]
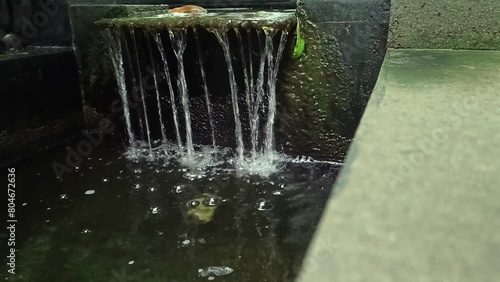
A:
[
  {"xmin": 169, "ymin": 5, "xmax": 207, "ymax": 15},
  {"xmin": 183, "ymin": 193, "xmax": 223, "ymax": 224},
  {"xmin": 198, "ymin": 266, "xmax": 234, "ymax": 277}
]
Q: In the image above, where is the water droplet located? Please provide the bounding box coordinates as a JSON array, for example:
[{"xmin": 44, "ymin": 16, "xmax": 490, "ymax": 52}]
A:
[
  {"xmin": 255, "ymin": 199, "xmax": 274, "ymax": 211},
  {"xmin": 85, "ymin": 190, "xmax": 95, "ymax": 195},
  {"xmin": 272, "ymin": 190, "xmax": 284, "ymax": 196},
  {"xmin": 187, "ymin": 200, "xmax": 200, "ymax": 208},
  {"xmin": 173, "ymin": 185, "xmax": 184, "ymax": 193},
  {"xmin": 203, "ymin": 196, "xmax": 221, "ymax": 207}
]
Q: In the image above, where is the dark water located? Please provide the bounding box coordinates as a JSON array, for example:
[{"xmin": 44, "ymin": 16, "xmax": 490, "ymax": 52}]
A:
[{"xmin": 2, "ymin": 140, "xmax": 340, "ymax": 282}]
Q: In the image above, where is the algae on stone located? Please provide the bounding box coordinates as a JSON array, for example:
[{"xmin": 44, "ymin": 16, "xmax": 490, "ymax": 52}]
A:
[
  {"xmin": 277, "ymin": 1, "xmax": 354, "ymax": 161},
  {"xmin": 96, "ymin": 11, "xmax": 297, "ymax": 32}
]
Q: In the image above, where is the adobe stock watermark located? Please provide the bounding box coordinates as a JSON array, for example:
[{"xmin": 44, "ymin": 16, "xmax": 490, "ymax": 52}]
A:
[
  {"xmin": 8, "ymin": 0, "xmax": 67, "ymax": 49},
  {"xmin": 290, "ymin": 232, "xmax": 336, "ymax": 282},
  {"xmin": 109, "ymin": 268, "xmax": 135, "ymax": 282},
  {"xmin": 385, "ymin": 86, "xmax": 484, "ymax": 189},
  {"xmin": 51, "ymin": 60, "xmax": 165, "ymax": 182}
]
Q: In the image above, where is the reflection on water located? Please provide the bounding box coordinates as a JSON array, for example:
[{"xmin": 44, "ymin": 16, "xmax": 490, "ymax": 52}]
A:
[{"xmin": 5, "ymin": 140, "xmax": 340, "ymax": 281}]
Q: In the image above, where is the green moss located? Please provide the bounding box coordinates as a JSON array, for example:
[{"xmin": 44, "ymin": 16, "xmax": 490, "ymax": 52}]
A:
[
  {"xmin": 96, "ymin": 11, "xmax": 296, "ymax": 32},
  {"xmin": 277, "ymin": 2, "xmax": 353, "ymax": 161}
]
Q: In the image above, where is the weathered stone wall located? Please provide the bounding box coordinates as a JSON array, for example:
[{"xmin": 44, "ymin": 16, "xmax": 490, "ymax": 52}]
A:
[
  {"xmin": 389, "ymin": 0, "xmax": 500, "ymax": 50},
  {"xmin": 277, "ymin": 0, "xmax": 390, "ymax": 161},
  {"xmin": 69, "ymin": 4, "xmax": 168, "ymax": 130}
]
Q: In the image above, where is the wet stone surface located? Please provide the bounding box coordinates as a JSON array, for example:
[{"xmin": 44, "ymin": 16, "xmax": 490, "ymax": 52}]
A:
[{"xmin": 96, "ymin": 11, "xmax": 297, "ymax": 32}]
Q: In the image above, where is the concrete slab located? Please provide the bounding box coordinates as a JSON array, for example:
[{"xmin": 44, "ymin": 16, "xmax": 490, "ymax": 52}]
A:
[{"xmin": 298, "ymin": 49, "xmax": 500, "ymax": 282}]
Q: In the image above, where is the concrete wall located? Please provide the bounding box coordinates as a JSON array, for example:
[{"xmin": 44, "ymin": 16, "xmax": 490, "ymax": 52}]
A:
[{"xmin": 389, "ymin": 0, "xmax": 500, "ymax": 50}]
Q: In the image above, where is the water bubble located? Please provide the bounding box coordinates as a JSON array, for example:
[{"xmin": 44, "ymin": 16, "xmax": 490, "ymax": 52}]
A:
[
  {"xmin": 173, "ymin": 185, "xmax": 184, "ymax": 193},
  {"xmin": 149, "ymin": 207, "xmax": 160, "ymax": 214},
  {"xmin": 255, "ymin": 199, "xmax": 274, "ymax": 211},
  {"xmin": 203, "ymin": 196, "xmax": 221, "ymax": 207},
  {"xmin": 272, "ymin": 190, "xmax": 284, "ymax": 196},
  {"xmin": 187, "ymin": 200, "xmax": 200, "ymax": 208},
  {"xmin": 102, "ymin": 178, "xmax": 109, "ymax": 183},
  {"xmin": 148, "ymin": 187, "xmax": 156, "ymax": 192}
]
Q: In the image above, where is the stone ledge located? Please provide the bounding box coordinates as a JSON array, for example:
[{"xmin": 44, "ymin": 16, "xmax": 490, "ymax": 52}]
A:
[{"xmin": 298, "ymin": 49, "xmax": 500, "ymax": 282}]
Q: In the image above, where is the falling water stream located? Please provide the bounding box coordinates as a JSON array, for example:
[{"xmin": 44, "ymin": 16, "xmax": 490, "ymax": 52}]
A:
[
  {"xmin": 131, "ymin": 29, "xmax": 153, "ymax": 157},
  {"xmin": 264, "ymin": 30, "xmax": 288, "ymax": 153},
  {"xmin": 214, "ymin": 30, "xmax": 246, "ymax": 163},
  {"xmin": 105, "ymin": 26, "xmax": 290, "ymax": 175},
  {"xmin": 146, "ymin": 32, "xmax": 168, "ymax": 144},
  {"xmin": 103, "ymin": 29, "xmax": 135, "ymax": 147},
  {"xmin": 169, "ymin": 30, "xmax": 195, "ymax": 158},
  {"xmin": 194, "ymin": 28, "xmax": 217, "ymax": 148},
  {"xmin": 154, "ymin": 33, "xmax": 182, "ymax": 149}
]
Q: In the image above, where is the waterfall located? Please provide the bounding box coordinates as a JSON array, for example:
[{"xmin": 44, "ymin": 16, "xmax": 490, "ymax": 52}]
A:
[
  {"xmin": 194, "ymin": 28, "xmax": 217, "ymax": 148},
  {"xmin": 103, "ymin": 29, "xmax": 135, "ymax": 147},
  {"xmin": 104, "ymin": 25, "xmax": 290, "ymax": 175},
  {"xmin": 169, "ymin": 29, "xmax": 194, "ymax": 158},
  {"xmin": 213, "ymin": 30, "xmax": 245, "ymax": 162},
  {"xmin": 154, "ymin": 33, "xmax": 182, "ymax": 149}
]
